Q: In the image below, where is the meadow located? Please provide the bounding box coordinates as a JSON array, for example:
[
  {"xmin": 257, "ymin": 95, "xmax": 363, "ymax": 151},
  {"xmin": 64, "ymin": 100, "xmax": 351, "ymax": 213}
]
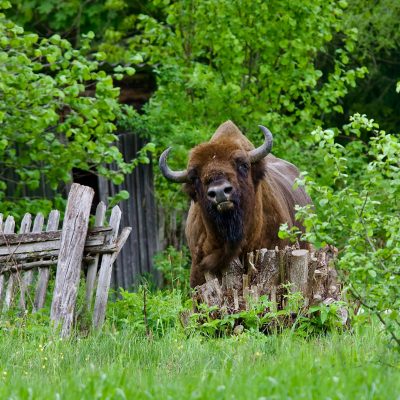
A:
[{"xmin": 0, "ymin": 309, "xmax": 399, "ymax": 400}]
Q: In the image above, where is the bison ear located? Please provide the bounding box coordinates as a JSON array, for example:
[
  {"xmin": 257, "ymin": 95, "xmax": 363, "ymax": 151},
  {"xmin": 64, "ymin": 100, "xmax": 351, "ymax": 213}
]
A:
[
  {"xmin": 183, "ymin": 182, "xmax": 197, "ymax": 201},
  {"xmin": 184, "ymin": 168, "xmax": 200, "ymax": 201},
  {"xmin": 251, "ymin": 159, "xmax": 266, "ymax": 186}
]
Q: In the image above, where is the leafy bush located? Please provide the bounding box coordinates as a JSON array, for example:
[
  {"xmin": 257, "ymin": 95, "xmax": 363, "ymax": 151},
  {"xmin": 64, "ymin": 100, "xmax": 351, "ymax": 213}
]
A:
[
  {"xmin": 0, "ymin": 1, "xmax": 151, "ymax": 217},
  {"xmin": 289, "ymin": 114, "xmax": 400, "ymax": 348}
]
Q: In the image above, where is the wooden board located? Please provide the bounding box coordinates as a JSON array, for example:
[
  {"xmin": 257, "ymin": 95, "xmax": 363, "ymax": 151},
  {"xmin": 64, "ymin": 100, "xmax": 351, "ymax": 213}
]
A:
[{"xmin": 50, "ymin": 183, "xmax": 95, "ymax": 337}]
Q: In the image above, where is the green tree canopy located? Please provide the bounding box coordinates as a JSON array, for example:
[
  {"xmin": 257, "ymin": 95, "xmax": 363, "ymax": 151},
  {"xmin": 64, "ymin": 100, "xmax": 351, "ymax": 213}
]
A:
[
  {"xmin": 119, "ymin": 0, "xmax": 367, "ymax": 208},
  {"xmin": 0, "ymin": 1, "xmax": 150, "ymax": 217},
  {"xmin": 334, "ymin": 0, "xmax": 400, "ymax": 132}
]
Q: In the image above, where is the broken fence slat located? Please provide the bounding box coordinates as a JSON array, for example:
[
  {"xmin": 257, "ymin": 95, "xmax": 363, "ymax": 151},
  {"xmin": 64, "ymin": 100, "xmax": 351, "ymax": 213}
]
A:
[
  {"xmin": 84, "ymin": 202, "xmax": 106, "ymax": 313},
  {"xmin": 1, "ymin": 216, "xmax": 15, "ymax": 310},
  {"xmin": 34, "ymin": 210, "xmax": 60, "ymax": 312},
  {"xmin": 20, "ymin": 213, "xmax": 44, "ymax": 310},
  {"xmin": 9, "ymin": 214, "xmax": 31, "ymax": 310},
  {"xmin": 0, "ymin": 226, "xmax": 112, "ymax": 247},
  {"xmin": 110, "ymin": 227, "xmax": 132, "ymax": 265},
  {"xmin": 5, "ymin": 214, "xmax": 30, "ymax": 311},
  {"xmin": 0, "ymin": 214, "xmax": 5, "ymax": 306},
  {"xmin": 0, "ymin": 229, "xmax": 111, "ymax": 257},
  {"xmin": 50, "ymin": 183, "xmax": 94, "ymax": 337},
  {"xmin": 19, "ymin": 215, "xmax": 34, "ymax": 309},
  {"xmin": 3, "ymin": 259, "xmax": 57, "ymax": 274},
  {"xmin": 0, "ymin": 215, "xmax": 6, "ymax": 308},
  {"xmin": 93, "ymin": 205, "xmax": 122, "ymax": 330},
  {"xmin": 0, "ymin": 241, "xmax": 118, "ymax": 267},
  {"xmin": 0, "ymin": 244, "xmax": 120, "ymax": 272},
  {"xmin": 2, "ymin": 216, "xmax": 15, "ymax": 234}
]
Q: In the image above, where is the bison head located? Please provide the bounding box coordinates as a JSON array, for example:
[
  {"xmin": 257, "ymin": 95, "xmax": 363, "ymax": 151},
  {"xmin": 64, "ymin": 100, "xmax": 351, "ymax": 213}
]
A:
[{"xmin": 159, "ymin": 121, "xmax": 273, "ymax": 244}]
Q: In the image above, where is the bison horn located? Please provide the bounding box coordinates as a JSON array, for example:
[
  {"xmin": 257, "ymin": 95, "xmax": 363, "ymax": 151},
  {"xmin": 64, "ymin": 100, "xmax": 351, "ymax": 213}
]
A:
[
  {"xmin": 159, "ymin": 147, "xmax": 188, "ymax": 183},
  {"xmin": 248, "ymin": 125, "xmax": 273, "ymax": 163}
]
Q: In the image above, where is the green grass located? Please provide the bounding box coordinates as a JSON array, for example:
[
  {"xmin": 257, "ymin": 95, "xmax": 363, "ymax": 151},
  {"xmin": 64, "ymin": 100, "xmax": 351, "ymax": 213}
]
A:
[{"xmin": 0, "ymin": 321, "xmax": 399, "ymax": 400}]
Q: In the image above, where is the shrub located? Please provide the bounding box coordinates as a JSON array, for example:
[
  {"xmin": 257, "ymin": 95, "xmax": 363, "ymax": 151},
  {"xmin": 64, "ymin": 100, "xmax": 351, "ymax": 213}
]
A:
[
  {"xmin": 289, "ymin": 114, "xmax": 400, "ymax": 348},
  {"xmin": 0, "ymin": 1, "xmax": 152, "ymax": 217}
]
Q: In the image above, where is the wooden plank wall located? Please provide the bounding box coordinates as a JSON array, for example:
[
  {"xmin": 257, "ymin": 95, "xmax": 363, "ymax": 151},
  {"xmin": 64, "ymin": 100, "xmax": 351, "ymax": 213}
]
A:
[{"xmin": 98, "ymin": 132, "xmax": 160, "ymax": 289}]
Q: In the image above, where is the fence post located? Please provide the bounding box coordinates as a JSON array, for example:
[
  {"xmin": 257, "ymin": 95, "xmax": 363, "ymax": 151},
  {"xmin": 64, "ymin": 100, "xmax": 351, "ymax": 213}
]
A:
[
  {"xmin": 50, "ymin": 183, "xmax": 94, "ymax": 337},
  {"xmin": 93, "ymin": 205, "xmax": 122, "ymax": 330}
]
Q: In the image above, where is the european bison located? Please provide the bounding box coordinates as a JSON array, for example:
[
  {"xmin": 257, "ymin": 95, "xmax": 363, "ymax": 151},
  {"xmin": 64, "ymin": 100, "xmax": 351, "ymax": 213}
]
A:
[{"xmin": 159, "ymin": 121, "xmax": 311, "ymax": 287}]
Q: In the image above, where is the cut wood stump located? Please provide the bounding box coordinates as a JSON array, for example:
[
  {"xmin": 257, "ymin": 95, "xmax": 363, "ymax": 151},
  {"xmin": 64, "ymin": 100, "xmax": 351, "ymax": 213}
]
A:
[{"xmin": 193, "ymin": 245, "xmax": 347, "ymax": 327}]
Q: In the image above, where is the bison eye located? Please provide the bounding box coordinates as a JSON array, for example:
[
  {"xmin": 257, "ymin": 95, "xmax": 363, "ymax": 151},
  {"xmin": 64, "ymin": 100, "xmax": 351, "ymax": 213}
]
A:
[{"xmin": 237, "ymin": 162, "xmax": 249, "ymax": 176}]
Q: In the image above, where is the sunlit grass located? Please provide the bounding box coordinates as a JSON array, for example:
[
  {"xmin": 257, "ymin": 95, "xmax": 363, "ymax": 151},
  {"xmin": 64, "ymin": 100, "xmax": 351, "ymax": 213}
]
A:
[{"xmin": 0, "ymin": 320, "xmax": 399, "ymax": 399}]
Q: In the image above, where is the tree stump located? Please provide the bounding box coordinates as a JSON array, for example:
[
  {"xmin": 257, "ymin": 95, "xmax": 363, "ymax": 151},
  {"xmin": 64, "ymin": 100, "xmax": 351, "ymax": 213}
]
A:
[{"xmin": 192, "ymin": 245, "xmax": 347, "ymax": 326}]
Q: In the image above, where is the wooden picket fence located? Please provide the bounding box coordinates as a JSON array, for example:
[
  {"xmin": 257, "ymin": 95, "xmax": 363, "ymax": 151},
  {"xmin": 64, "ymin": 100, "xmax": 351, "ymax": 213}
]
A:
[{"xmin": 0, "ymin": 183, "xmax": 131, "ymax": 337}]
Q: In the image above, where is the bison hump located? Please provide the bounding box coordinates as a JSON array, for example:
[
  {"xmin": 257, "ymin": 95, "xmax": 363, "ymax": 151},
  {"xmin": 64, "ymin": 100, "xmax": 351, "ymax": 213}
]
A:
[{"xmin": 210, "ymin": 120, "xmax": 255, "ymax": 151}]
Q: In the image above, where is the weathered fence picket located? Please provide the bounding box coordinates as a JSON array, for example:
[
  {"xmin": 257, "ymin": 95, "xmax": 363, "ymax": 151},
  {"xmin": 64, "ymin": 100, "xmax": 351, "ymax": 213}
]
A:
[
  {"xmin": 2, "ymin": 215, "xmax": 16, "ymax": 312},
  {"xmin": 18, "ymin": 212, "xmax": 34, "ymax": 311},
  {"xmin": 0, "ymin": 215, "xmax": 4, "ymax": 306},
  {"xmin": 84, "ymin": 202, "xmax": 106, "ymax": 313},
  {"xmin": 0, "ymin": 183, "xmax": 131, "ymax": 337},
  {"xmin": 93, "ymin": 205, "xmax": 122, "ymax": 330},
  {"xmin": 50, "ymin": 184, "xmax": 95, "ymax": 337},
  {"xmin": 24, "ymin": 214, "xmax": 44, "ymax": 288},
  {"xmin": 34, "ymin": 210, "xmax": 60, "ymax": 312}
]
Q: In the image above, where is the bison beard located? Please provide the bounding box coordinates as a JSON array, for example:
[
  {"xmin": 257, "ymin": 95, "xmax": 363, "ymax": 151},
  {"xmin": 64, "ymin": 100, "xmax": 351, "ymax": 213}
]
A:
[
  {"xmin": 205, "ymin": 201, "xmax": 244, "ymax": 245},
  {"xmin": 159, "ymin": 120, "xmax": 312, "ymax": 288}
]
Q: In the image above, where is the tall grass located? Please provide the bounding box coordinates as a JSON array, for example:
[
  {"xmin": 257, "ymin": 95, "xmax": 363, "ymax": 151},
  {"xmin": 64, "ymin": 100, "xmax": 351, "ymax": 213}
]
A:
[{"xmin": 0, "ymin": 320, "xmax": 398, "ymax": 399}]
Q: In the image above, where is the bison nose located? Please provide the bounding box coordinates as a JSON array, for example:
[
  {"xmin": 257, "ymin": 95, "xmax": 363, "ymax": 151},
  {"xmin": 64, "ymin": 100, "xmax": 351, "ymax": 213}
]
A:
[{"xmin": 207, "ymin": 181, "xmax": 233, "ymax": 203}]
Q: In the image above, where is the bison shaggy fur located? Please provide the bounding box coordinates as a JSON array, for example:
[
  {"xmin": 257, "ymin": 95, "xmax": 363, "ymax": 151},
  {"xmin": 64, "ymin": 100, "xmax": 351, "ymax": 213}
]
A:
[{"xmin": 160, "ymin": 121, "xmax": 311, "ymax": 287}]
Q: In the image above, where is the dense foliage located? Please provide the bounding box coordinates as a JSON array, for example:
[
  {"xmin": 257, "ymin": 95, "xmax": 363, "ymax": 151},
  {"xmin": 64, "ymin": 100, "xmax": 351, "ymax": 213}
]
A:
[
  {"xmin": 338, "ymin": 0, "xmax": 400, "ymax": 132},
  {"xmin": 131, "ymin": 0, "xmax": 367, "ymax": 206},
  {"xmin": 0, "ymin": 1, "xmax": 151, "ymax": 217},
  {"xmin": 294, "ymin": 114, "xmax": 400, "ymax": 345},
  {"xmin": 7, "ymin": 0, "xmax": 159, "ymax": 49}
]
